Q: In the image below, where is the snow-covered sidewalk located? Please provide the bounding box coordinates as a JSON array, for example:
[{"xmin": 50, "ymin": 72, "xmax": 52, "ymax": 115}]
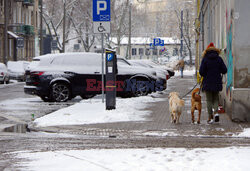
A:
[
  {"xmin": 33, "ymin": 93, "xmax": 165, "ymax": 127},
  {"xmin": 16, "ymin": 147, "xmax": 250, "ymax": 171},
  {"xmin": 33, "ymin": 68, "xmax": 196, "ymax": 128}
]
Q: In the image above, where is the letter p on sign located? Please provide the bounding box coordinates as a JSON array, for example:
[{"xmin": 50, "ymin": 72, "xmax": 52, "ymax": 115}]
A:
[{"xmin": 97, "ymin": 1, "xmax": 107, "ymax": 15}]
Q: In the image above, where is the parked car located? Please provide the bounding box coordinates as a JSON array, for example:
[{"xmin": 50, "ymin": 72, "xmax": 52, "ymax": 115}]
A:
[
  {"xmin": 128, "ymin": 59, "xmax": 175, "ymax": 88},
  {"xmin": 24, "ymin": 53, "xmax": 160, "ymax": 102},
  {"xmin": 135, "ymin": 59, "xmax": 175, "ymax": 77},
  {"xmin": 7, "ymin": 61, "xmax": 30, "ymax": 81},
  {"xmin": 0, "ymin": 63, "xmax": 10, "ymax": 84},
  {"xmin": 121, "ymin": 59, "xmax": 167, "ymax": 90}
]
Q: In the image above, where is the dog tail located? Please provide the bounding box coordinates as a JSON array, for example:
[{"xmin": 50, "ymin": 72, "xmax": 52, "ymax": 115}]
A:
[
  {"xmin": 192, "ymin": 88, "xmax": 200, "ymax": 99},
  {"xmin": 180, "ymin": 99, "xmax": 185, "ymax": 106}
]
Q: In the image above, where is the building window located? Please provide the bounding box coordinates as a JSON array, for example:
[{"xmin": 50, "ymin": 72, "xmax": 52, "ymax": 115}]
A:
[
  {"xmin": 146, "ymin": 48, "xmax": 150, "ymax": 55},
  {"xmin": 132, "ymin": 48, "xmax": 137, "ymax": 56},
  {"xmin": 173, "ymin": 48, "xmax": 179, "ymax": 56},
  {"xmin": 153, "ymin": 49, "xmax": 157, "ymax": 55},
  {"xmin": 139, "ymin": 48, "xmax": 144, "ymax": 56}
]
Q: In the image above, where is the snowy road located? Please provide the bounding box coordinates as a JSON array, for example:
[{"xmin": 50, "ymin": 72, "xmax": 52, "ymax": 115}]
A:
[{"xmin": 1, "ymin": 72, "xmax": 250, "ymax": 170}]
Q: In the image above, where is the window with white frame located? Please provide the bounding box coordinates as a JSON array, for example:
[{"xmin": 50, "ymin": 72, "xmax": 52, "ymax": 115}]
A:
[
  {"xmin": 132, "ymin": 48, "xmax": 137, "ymax": 56},
  {"xmin": 153, "ymin": 49, "xmax": 157, "ymax": 55},
  {"xmin": 173, "ymin": 48, "xmax": 179, "ymax": 56},
  {"xmin": 146, "ymin": 48, "xmax": 150, "ymax": 55},
  {"xmin": 139, "ymin": 48, "xmax": 144, "ymax": 56}
]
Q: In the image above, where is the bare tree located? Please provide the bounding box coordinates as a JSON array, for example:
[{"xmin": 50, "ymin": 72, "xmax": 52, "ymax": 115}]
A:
[
  {"xmin": 175, "ymin": 6, "xmax": 195, "ymax": 65},
  {"xmin": 68, "ymin": 0, "xmax": 95, "ymax": 52},
  {"xmin": 110, "ymin": 0, "xmax": 130, "ymax": 55},
  {"xmin": 42, "ymin": 0, "xmax": 76, "ymax": 52}
]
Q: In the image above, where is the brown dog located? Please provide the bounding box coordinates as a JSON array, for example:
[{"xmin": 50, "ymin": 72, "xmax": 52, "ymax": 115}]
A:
[
  {"xmin": 168, "ymin": 92, "xmax": 185, "ymax": 124},
  {"xmin": 191, "ymin": 88, "xmax": 202, "ymax": 124}
]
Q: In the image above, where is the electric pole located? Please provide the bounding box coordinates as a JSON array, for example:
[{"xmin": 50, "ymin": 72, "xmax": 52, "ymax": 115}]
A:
[
  {"xmin": 62, "ymin": 0, "xmax": 66, "ymax": 53},
  {"xmin": 180, "ymin": 10, "xmax": 183, "ymax": 60},
  {"xmin": 128, "ymin": 3, "xmax": 132, "ymax": 59},
  {"xmin": 40, "ymin": 0, "xmax": 43, "ymax": 55},
  {"xmin": 3, "ymin": 0, "xmax": 8, "ymax": 64}
]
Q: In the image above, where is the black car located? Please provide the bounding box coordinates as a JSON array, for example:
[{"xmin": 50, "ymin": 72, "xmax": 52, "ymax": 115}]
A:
[{"xmin": 24, "ymin": 53, "xmax": 161, "ymax": 102}]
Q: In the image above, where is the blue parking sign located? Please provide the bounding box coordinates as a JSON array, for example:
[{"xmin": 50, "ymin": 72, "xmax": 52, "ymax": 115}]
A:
[
  {"xmin": 154, "ymin": 38, "xmax": 164, "ymax": 46},
  {"xmin": 107, "ymin": 53, "xmax": 113, "ymax": 61},
  {"xmin": 93, "ymin": 0, "xmax": 110, "ymax": 21}
]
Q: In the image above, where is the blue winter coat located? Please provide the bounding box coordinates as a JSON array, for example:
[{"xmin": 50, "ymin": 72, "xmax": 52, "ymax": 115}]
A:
[{"xmin": 199, "ymin": 47, "xmax": 227, "ymax": 92}]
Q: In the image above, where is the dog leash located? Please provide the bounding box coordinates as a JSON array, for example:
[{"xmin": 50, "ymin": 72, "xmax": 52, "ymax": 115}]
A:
[{"xmin": 180, "ymin": 82, "xmax": 199, "ymax": 99}]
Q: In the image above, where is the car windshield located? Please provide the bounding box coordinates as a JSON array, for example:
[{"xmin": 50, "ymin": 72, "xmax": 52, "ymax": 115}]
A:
[{"xmin": 117, "ymin": 58, "xmax": 131, "ymax": 66}]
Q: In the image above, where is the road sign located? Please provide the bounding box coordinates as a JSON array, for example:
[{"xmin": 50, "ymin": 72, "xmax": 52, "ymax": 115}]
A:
[
  {"xmin": 93, "ymin": 0, "xmax": 111, "ymax": 22},
  {"xmin": 153, "ymin": 38, "xmax": 164, "ymax": 46},
  {"xmin": 16, "ymin": 37, "xmax": 24, "ymax": 48},
  {"xmin": 93, "ymin": 22, "xmax": 110, "ymax": 34}
]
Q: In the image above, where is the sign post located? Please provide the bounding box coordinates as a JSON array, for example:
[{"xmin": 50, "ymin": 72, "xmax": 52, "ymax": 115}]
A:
[
  {"xmin": 105, "ymin": 49, "xmax": 117, "ymax": 110},
  {"xmin": 93, "ymin": 0, "xmax": 111, "ymax": 103}
]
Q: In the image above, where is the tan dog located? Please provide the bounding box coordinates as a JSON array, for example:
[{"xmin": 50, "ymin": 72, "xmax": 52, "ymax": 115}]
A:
[
  {"xmin": 191, "ymin": 88, "xmax": 202, "ymax": 124},
  {"xmin": 168, "ymin": 92, "xmax": 185, "ymax": 123}
]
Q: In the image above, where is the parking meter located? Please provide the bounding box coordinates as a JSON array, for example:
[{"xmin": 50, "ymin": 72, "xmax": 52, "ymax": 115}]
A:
[{"xmin": 105, "ymin": 49, "xmax": 117, "ymax": 110}]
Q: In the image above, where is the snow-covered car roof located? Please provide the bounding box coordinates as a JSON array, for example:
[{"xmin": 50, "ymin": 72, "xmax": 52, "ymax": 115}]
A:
[
  {"xmin": 0, "ymin": 63, "xmax": 7, "ymax": 71},
  {"xmin": 127, "ymin": 60, "xmax": 168, "ymax": 80},
  {"xmin": 29, "ymin": 53, "xmax": 158, "ymax": 80},
  {"xmin": 7, "ymin": 61, "xmax": 30, "ymax": 73}
]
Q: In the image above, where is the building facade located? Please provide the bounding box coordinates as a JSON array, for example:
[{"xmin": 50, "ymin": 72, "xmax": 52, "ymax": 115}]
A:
[
  {"xmin": 111, "ymin": 37, "xmax": 180, "ymax": 61},
  {"xmin": 0, "ymin": 0, "xmax": 39, "ymax": 64},
  {"xmin": 196, "ymin": 0, "xmax": 250, "ymax": 121}
]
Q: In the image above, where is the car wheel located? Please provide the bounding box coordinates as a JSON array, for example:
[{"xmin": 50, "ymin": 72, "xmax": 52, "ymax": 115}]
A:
[
  {"xmin": 130, "ymin": 78, "xmax": 149, "ymax": 97},
  {"xmin": 51, "ymin": 82, "xmax": 71, "ymax": 102},
  {"xmin": 80, "ymin": 94, "xmax": 95, "ymax": 99},
  {"xmin": 40, "ymin": 96, "xmax": 53, "ymax": 102}
]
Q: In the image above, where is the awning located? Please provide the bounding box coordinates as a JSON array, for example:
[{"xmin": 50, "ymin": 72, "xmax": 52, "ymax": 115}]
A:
[{"xmin": 7, "ymin": 31, "xmax": 19, "ymax": 39}]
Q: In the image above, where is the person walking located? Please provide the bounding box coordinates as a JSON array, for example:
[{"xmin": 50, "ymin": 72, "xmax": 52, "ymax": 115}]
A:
[
  {"xmin": 176, "ymin": 59, "xmax": 185, "ymax": 78},
  {"xmin": 199, "ymin": 42, "xmax": 227, "ymax": 124}
]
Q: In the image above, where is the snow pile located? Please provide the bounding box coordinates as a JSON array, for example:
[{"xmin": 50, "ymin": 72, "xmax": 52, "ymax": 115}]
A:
[
  {"xmin": 235, "ymin": 128, "xmax": 250, "ymax": 138},
  {"xmin": 16, "ymin": 147, "xmax": 250, "ymax": 171},
  {"xmin": 33, "ymin": 94, "xmax": 164, "ymax": 127}
]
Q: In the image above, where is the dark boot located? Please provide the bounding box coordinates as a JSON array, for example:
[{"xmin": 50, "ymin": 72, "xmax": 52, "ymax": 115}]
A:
[{"xmin": 214, "ymin": 113, "xmax": 220, "ymax": 122}]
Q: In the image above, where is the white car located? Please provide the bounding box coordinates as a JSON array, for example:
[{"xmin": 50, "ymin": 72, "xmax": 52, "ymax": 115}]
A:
[
  {"xmin": 7, "ymin": 61, "xmax": 30, "ymax": 81},
  {"xmin": 0, "ymin": 63, "xmax": 10, "ymax": 84},
  {"xmin": 130, "ymin": 59, "xmax": 175, "ymax": 77},
  {"xmin": 128, "ymin": 59, "xmax": 176, "ymax": 90}
]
